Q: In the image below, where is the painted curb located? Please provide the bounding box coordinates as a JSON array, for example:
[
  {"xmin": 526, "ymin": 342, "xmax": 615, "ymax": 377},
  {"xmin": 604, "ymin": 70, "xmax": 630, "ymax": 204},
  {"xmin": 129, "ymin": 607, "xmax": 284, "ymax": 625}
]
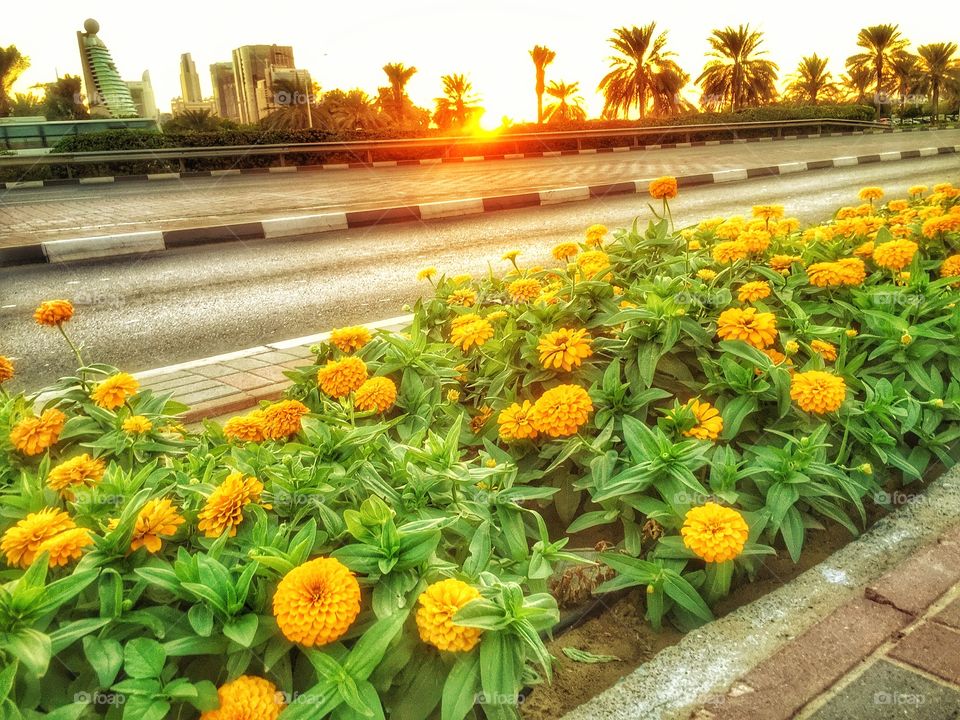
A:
[
  {"xmin": 4, "ymin": 126, "xmax": 954, "ymax": 192},
  {"xmin": 3, "ymin": 143, "xmax": 958, "ymax": 269}
]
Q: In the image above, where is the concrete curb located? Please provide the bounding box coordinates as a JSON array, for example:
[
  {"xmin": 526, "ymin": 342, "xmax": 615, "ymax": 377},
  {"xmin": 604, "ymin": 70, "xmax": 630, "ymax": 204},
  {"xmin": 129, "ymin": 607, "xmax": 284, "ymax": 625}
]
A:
[
  {"xmin": 3, "ymin": 126, "xmax": 953, "ymax": 192},
  {"xmin": 3, "ymin": 143, "xmax": 958, "ymax": 269}
]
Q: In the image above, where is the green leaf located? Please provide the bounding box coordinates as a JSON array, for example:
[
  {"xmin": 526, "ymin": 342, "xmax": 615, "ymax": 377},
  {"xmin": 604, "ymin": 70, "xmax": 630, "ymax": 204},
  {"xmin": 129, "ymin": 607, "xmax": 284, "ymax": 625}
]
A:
[
  {"xmin": 561, "ymin": 647, "xmax": 621, "ymax": 663},
  {"xmin": 188, "ymin": 604, "xmax": 214, "ymax": 637},
  {"xmin": 83, "ymin": 636, "xmax": 124, "ymax": 687},
  {"xmin": 124, "ymin": 638, "xmax": 167, "ymax": 679},
  {"xmin": 441, "ymin": 653, "xmax": 480, "ymax": 720},
  {"xmin": 0, "ymin": 628, "xmax": 51, "ymax": 677},
  {"xmin": 223, "ymin": 614, "xmax": 259, "ymax": 648},
  {"xmin": 50, "ymin": 617, "xmax": 110, "ymax": 653},
  {"xmin": 662, "ymin": 571, "xmax": 713, "ymax": 623},
  {"xmin": 342, "ymin": 609, "xmax": 409, "ymax": 681},
  {"xmin": 0, "ymin": 659, "xmax": 16, "ymax": 701},
  {"xmin": 781, "ymin": 506, "xmax": 805, "ymax": 563}
]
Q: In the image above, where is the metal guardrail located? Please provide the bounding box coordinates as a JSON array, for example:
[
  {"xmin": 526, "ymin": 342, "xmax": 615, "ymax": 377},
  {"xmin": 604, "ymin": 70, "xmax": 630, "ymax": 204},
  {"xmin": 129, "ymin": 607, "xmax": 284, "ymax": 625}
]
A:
[{"xmin": 0, "ymin": 118, "xmax": 888, "ymax": 173}]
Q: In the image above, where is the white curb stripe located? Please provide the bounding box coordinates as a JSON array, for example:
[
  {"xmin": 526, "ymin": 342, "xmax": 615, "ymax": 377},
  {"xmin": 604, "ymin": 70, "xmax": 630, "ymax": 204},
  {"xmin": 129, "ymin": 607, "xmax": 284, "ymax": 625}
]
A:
[
  {"xmin": 419, "ymin": 158, "xmax": 442, "ymax": 165},
  {"xmin": 147, "ymin": 173, "xmax": 180, "ymax": 181},
  {"xmin": 777, "ymin": 161, "xmax": 807, "ymax": 174},
  {"xmin": 539, "ymin": 186, "xmax": 590, "ymax": 205},
  {"xmin": 78, "ymin": 176, "xmax": 114, "ymax": 184},
  {"xmin": 43, "ymin": 231, "xmax": 165, "ymax": 263},
  {"xmin": 5, "ymin": 180, "xmax": 44, "ymax": 189},
  {"xmin": 712, "ymin": 169, "xmax": 749, "ymax": 183},
  {"xmin": 612, "ymin": 146, "xmax": 631, "ymax": 152},
  {"xmin": 262, "ymin": 213, "xmax": 348, "ymax": 239},
  {"xmin": 463, "ymin": 156, "xmax": 485, "ymax": 162},
  {"xmin": 268, "ymin": 165, "xmax": 298, "ymax": 173},
  {"xmin": 878, "ymin": 151, "xmax": 901, "ymax": 162},
  {"xmin": 372, "ymin": 161, "xmax": 398, "ymax": 168},
  {"xmin": 918, "ymin": 147, "xmax": 939, "ymax": 157},
  {"xmin": 211, "ymin": 169, "xmax": 241, "ymax": 177},
  {"xmin": 322, "ymin": 163, "xmax": 350, "ymax": 170},
  {"xmin": 418, "ymin": 198, "xmax": 485, "ymax": 220},
  {"xmin": 832, "ymin": 156, "xmax": 859, "ymax": 167}
]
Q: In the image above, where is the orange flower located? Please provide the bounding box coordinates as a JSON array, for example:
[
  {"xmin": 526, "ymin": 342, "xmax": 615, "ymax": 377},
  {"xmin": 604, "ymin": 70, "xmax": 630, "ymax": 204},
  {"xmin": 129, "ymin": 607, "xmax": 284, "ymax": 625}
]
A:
[
  {"xmin": 585, "ymin": 224, "xmax": 608, "ymax": 246},
  {"xmin": 858, "ymin": 186, "xmax": 884, "ymax": 202},
  {"xmin": 317, "ymin": 357, "xmax": 368, "ymax": 398},
  {"xmin": 47, "ymin": 453, "xmax": 106, "ymax": 496},
  {"xmin": 262, "ymin": 400, "xmax": 310, "ymax": 440},
  {"xmin": 739, "ymin": 230, "xmax": 771, "ymax": 254},
  {"xmin": 853, "ymin": 241, "xmax": 875, "ymax": 259},
  {"xmin": 576, "ymin": 250, "xmax": 610, "ymax": 278},
  {"xmin": 354, "ymin": 376, "xmax": 397, "ymax": 413},
  {"xmin": 34, "ymin": 300, "xmax": 74, "ymax": 326},
  {"xmin": 128, "ymin": 498, "xmax": 185, "ymax": 553},
  {"xmin": 790, "ymin": 371, "xmax": 846, "ymax": 414},
  {"xmin": 1, "ymin": 508, "xmax": 76, "ymax": 568},
  {"xmin": 810, "ymin": 339, "xmax": 837, "ymax": 361},
  {"xmin": 737, "ymin": 281, "xmax": 771, "ymax": 303},
  {"xmin": 447, "ymin": 289, "xmax": 477, "ymax": 307},
  {"xmin": 681, "ymin": 399, "xmax": 723, "ymax": 441},
  {"xmin": 537, "ymin": 328, "xmax": 593, "ymax": 372},
  {"xmin": 273, "ymin": 557, "xmax": 361, "ymax": 646},
  {"xmin": 497, "ymin": 400, "xmax": 538, "ymax": 441},
  {"xmin": 770, "ymin": 255, "xmax": 803, "ymax": 272},
  {"xmin": 197, "ymin": 471, "xmax": 265, "ymax": 538},
  {"xmin": 449, "ymin": 314, "xmax": 494, "ymax": 351},
  {"xmin": 530, "ymin": 384, "xmax": 593, "ymax": 438},
  {"xmin": 37, "ymin": 527, "xmax": 92, "ymax": 568},
  {"xmin": 752, "ymin": 205, "xmax": 784, "ymax": 221},
  {"xmin": 122, "ymin": 415, "xmax": 153, "ymax": 434},
  {"xmin": 648, "ymin": 176, "xmax": 678, "ymax": 200},
  {"xmin": 91, "ymin": 373, "xmax": 139, "ymax": 410},
  {"xmin": 940, "ymin": 255, "xmax": 960, "ymax": 286},
  {"xmin": 0, "ymin": 356, "xmax": 13, "ymax": 384},
  {"xmin": 552, "ymin": 242, "xmax": 579, "ymax": 262},
  {"xmin": 200, "ymin": 676, "xmax": 284, "ymax": 720},
  {"xmin": 872, "ymin": 240, "xmax": 918, "ymax": 271},
  {"xmin": 681, "ymin": 503, "xmax": 749, "ymax": 563},
  {"xmin": 415, "ymin": 578, "xmax": 482, "ymax": 652},
  {"xmin": 712, "ymin": 240, "xmax": 749, "ymax": 264},
  {"xmin": 329, "ymin": 326, "xmax": 372, "ymax": 353},
  {"xmin": 471, "ymin": 404, "xmax": 494, "ymax": 434},
  {"xmin": 716, "ymin": 307, "xmax": 778, "ymax": 349},
  {"xmin": 223, "ymin": 410, "xmax": 266, "ymax": 442},
  {"xmin": 508, "ymin": 278, "xmax": 542, "ymax": 303},
  {"xmin": 9, "ymin": 408, "xmax": 66, "ymax": 456}
]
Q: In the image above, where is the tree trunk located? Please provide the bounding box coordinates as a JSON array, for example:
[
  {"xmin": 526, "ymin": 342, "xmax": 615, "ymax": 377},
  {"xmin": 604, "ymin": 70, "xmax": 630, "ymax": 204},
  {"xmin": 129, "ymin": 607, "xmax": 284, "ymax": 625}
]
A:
[{"xmin": 537, "ymin": 92, "xmax": 543, "ymax": 124}]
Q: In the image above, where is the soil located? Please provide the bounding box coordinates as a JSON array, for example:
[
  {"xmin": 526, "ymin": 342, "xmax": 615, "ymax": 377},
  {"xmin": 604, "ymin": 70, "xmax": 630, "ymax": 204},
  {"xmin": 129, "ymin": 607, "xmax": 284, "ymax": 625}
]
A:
[{"xmin": 520, "ymin": 522, "xmax": 856, "ymax": 719}]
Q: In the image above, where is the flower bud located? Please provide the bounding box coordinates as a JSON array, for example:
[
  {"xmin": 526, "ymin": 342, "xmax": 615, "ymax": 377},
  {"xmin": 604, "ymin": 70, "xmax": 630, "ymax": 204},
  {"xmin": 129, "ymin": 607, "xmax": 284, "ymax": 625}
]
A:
[
  {"xmin": 859, "ymin": 463, "xmax": 873, "ymax": 475},
  {"xmin": 901, "ymin": 333, "xmax": 913, "ymax": 345},
  {"xmin": 846, "ymin": 329, "xmax": 858, "ymax": 338}
]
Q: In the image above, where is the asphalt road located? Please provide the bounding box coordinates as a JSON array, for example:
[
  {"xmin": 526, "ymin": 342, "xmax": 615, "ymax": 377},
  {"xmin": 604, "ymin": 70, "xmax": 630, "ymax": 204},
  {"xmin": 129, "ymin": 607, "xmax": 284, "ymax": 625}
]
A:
[
  {"xmin": 2, "ymin": 128, "xmax": 960, "ymax": 246},
  {"xmin": 2, "ymin": 153, "xmax": 959, "ymax": 392}
]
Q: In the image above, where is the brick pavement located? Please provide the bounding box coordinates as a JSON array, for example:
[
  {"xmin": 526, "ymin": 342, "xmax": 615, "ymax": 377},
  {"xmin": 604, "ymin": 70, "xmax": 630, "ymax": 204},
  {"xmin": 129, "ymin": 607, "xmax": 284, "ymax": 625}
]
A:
[{"xmin": 3, "ymin": 128, "xmax": 959, "ymax": 248}]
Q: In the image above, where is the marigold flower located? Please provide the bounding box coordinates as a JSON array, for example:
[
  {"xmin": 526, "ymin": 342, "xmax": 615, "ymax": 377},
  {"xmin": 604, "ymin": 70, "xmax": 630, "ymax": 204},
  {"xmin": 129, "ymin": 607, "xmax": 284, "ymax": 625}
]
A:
[
  {"xmin": 415, "ymin": 578, "xmax": 482, "ymax": 652},
  {"xmin": 508, "ymin": 278, "xmax": 542, "ymax": 303},
  {"xmin": 922, "ymin": 214, "xmax": 960, "ymax": 239},
  {"xmin": 790, "ymin": 371, "xmax": 846, "ymax": 414},
  {"xmin": 537, "ymin": 328, "xmax": 593, "ymax": 372},
  {"xmin": 452, "ymin": 273, "xmax": 472, "ymax": 285},
  {"xmin": 940, "ymin": 255, "xmax": 960, "ymax": 286},
  {"xmin": 760, "ymin": 347, "xmax": 792, "ymax": 367},
  {"xmin": 354, "ymin": 376, "xmax": 397, "ymax": 413},
  {"xmin": 447, "ymin": 289, "xmax": 477, "ymax": 307},
  {"xmin": 330, "ymin": 326, "xmax": 372, "ymax": 353},
  {"xmin": 585, "ymin": 224, "xmax": 608, "ymax": 246},
  {"xmin": 471, "ymin": 405, "xmax": 494, "ymax": 434},
  {"xmin": 648, "ymin": 176, "xmax": 678, "ymax": 200},
  {"xmin": 888, "ymin": 199, "xmax": 909, "ymax": 212},
  {"xmin": 712, "ymin": 240, "xmax": 749, "ymax": 264},
  {"xmin": 681, "ymin": 399, "xmax": 723, "ymax": 441},
  {"xmin": 501, "ymin": 249, "xmax": 520, "ymax": 262},
  {"xmin": 810, "ymin": 339, "xmax": 837, "ymax": 362},
  {"xmin": 497, "ymin": 400, "xmax": 539, "ymax": 441},
  {"xmin": 576, "ymin": 250, "xmax": 610, "ymax": 278},
  {"xmin": 450, "ymin": 314, "xmax": 494, "ymax": 351},
  {"xmin": 552, "ymin": 242, "xmax": 579, "ymax": 261},
  {"xmin": 737, "ymin": 281, "xmax": 771, "ymax": 303},
  {"xmin": 37, "ymin": 527, "xmax": 92, "ymax": 568},
  {"xmin": 853, "ymin": 241, "xmax": 875, "ymax": 259},
  {"xmin": 200, "ymin": 676, "xmax": 284, "ymax": 720},
  {"xmin": 122, "ymin": 415, "xmax": 153, "ymax": 434},
  {"xmin": 1, "ymin": 508, "xmax": 75, "ymax": 568},
  {"xmin": 846, "ymin": 329, "xmax": 859, "ymax": 338},
  {"xmin": 223, "ymin": 411, "xmax": 266, "ymax": 443},
  {"xmin": 698, "ymin": 217, "xmax": 725, "ymax": 231},
  {"xmin": 418, "ymin": 267, "xmax": 437, "ymax": 281},
  {"xmin": 447, "ymin": 389, "xmax": 460, "ymax": 403},
  {"xmin": 835, "ymin": 258, "xmax": 867, "ymax": 286},
  {"xmin": 273, "ymin": 557, "xmax": 361, "ymax": 647},
  {"xmin": 262, "ymin": 400, "xmax": 309, "ymax": 440},
  {"xmin": 34, "ymin": 300, "xmax": 74, "ymax": 326},
  {"xmin": 872, "ymin": 239, "xmax": 918, "ymax": 271},
  {"xmin": 128, "ymin": 498, "xmax": 185, "ymax": 553},
  {"xmin": 688, "ymin": 239, "xmax": 702, "ymax": 251},
  {"xmin": 775, "ymin": 218, "xmax": 800, "ymax": 236},
  {"xmin": 197, "ymin": 471, "xmax": 265, "ymax": 538},
  {"xmin": 0, "ymin": 356, "xmax": 13, "ymax": 384},
  {"xmin": 10, "ymin": 408, "xmax": 66, "ymax": 456},
  {"xmin": 716, "ymin": 307, "xmax": 778, "ymax": 349},
  {"xmin": 91, "ymin": 373, "xmax": 139, "ymax": 410},
  {"xmin": 908, "ymin": 185, "xmax": 927, "ymax": 197},
  {"xmin": 752, "ymin": 205, "xmax": 784, "ymax": 221},
  {"xmin": 806, "ymin": 261, "xmax": 852, "ymax": 288},
  {"xmin": 530, "ymin": 384, "xmax": 593, "ymax": 438},
  {"xmin": 784, "ymin": 340, "xmax": 800, "ymax": 354},
  {"xmin": 739, "ymin": 230, "xmax": 771, "ymax": 254},
  {"xmin": 317, "ymin": 357, "xmax": 368, "ymax": 399},
  {"xmin": 681, "ymin": 503, "xmax": 749, "ymax": 563},
  {"xmin": 859, "ymin": 187, "xmax": 884, "ymax": 201},
  {"xmin": 770, "ymin": 255, "xmax": 803, "ymax": 272},
  {"xmin": 47, "ymin": 453, "xmax": 106, "ymax": 496},
  {"xmin": 696, "ymin": 269, "xmax": 718, "ymax": 281},
  {"xmin": 715, "ymin": 219, "xmax": 744, "ymax": 240}
]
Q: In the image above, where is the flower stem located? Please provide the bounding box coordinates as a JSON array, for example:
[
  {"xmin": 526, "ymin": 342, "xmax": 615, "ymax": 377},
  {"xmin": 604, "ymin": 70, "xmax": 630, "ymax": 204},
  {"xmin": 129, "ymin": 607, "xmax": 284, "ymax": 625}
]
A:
[{"xmin": 58, "ymin": 323, "xmax": 85, "ymax": 368}]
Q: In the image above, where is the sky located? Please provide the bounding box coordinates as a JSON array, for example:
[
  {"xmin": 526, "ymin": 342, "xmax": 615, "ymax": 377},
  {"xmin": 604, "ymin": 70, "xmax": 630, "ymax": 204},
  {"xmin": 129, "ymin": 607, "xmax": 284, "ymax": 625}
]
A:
[{"xmin": 4, "ymin": 0, "xmax": 955, "ymax": 125}]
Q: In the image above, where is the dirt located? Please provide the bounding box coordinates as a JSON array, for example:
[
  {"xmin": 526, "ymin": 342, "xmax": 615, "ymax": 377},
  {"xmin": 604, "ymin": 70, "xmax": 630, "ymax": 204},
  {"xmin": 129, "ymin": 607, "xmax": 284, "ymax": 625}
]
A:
[{"xmin": 520, "ymin": 522, "xmax": 856, "ymax": 719}]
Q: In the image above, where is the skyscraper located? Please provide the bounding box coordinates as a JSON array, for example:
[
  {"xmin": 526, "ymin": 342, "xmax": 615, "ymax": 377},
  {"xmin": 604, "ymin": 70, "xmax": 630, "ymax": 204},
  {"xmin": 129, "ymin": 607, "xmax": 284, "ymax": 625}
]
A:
[
  {"xmin": 126, "ymin": 70, "xmax": 159, "ymax": 120},
  {"xmin": 76, "ymin": 18, "xmax": 138, "ymax": 118},
  {"xmin": 179, "ymin": 53, "xmax": 202, "ymax": 103},
  {"xmin": 231, "ymin": 45, "xmax": 295, "ymax": 123},
  {"xmin": 210, "ymin": 62, "xmax": 240, "ymax": 121}
]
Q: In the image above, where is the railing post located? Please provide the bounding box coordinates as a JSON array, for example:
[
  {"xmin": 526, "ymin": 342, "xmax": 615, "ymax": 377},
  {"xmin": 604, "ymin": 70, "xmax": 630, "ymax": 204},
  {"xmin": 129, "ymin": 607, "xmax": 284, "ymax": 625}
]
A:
[
  {"xmin": 279, "ymin": 153, "xmax": 285, "ymax": 167},
  {"xmin": 366, "ymin": 149, "xmax": 372, "ymax": 164},
  {"xmin": 66, "ymin": 164, "xmax": 73, "ymax": 179},
  {"xmin": 179, "ymin": 158, "xmax": 186, "ymax": 172}
]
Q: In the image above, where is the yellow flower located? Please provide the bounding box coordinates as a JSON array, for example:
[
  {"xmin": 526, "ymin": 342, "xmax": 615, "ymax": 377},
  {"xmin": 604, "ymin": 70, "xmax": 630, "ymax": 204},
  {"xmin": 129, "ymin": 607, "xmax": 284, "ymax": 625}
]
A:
[
  {"xmin": 688, "ymin": 239, "xmax": 702, "ymax": 251},
  {"xmin": 128, "ymin": 498, "xmax": 185, "ymax": 553},
  {"xmin": 262, "ymin": 400, "xmax": 310, "ymax": 440},
  {"xmin": 1, "ymin": 508, "xmax": 75, "ymax": 568},
  {"xmin": 716, "ymin": 307, "xmax": 778, "ymax": 349},
  {"xmin": 197, "ymin": 471, "xmax": 265, "ymax": 538},
  {"xmin": 858, "ymin": 187, "xmax": 884, "ymax": 201},
  {"xmin": 873, "ymin": 240, "xmax": 918, "ymax": 271},
  {"xmin": 888, "ymin": 199, "xmax": 909, "ymax": 212},
  {"xmin": 418, "ymin": 267, "xmax": 437, "ymax": 281},
  {"xmin": 317, "ymin": 357, "xmax": 368, "ymax": 399},
  {"xmin": 585, "ymin": 224, "xmax": 608, "ymax": 246},
  {"xmin": 47, "ymin": 453, "xmax": 106, "ymax": 496},
  {"xmin": 330, "ymin": 326, "xmax": 372, "ymax": 353},
  {"xmin": 0, "ymin": 356, "xmax": 13, "ymax": 384},
  {"xmin": 501, "ymin": 249, "xmax": 521, "ymax": 262},
  {"xmin": 91, "ymin": 373, "xmax": 139, "ymax": 410},
  {"xmin": 737, "ymin": 281, "xmax": 771, "ymax": 303},
  {"xmin": 200, "ymin": 676, "xmax": 284, "ymax": 720},
  {"xmin": 33, "ymin": 300, "xmax": 74, "ymax": 326},
  {"xmin": 448, "ymin": 289, "xmax": 477, "ymax": 307},
  {"xmin": 450, "ymin": 314, "xmax": 494, "ymax": 351},
  {"xmin": 486, "ymin": 310, "xmax": 508, "ymax": 321},
  {"xmin": 471, "ymin": 405, "xmax": 494, "ymax": 434},
  {"xmin": 696, "ymin": 269, "xmax": 717, "ymax": 281},
  {"xmin": 775, "ymin": 218, "xmax": 800, "ymax": 236},
  {"xmin": 922, "ymin": 214, "xmax": 960, "ymax": 238},
  {"xmin": 552, "ymin": 242, "xmax": 579, "ymax": 261},
  {"xmin": 648, "ymin": 176, "xmax": 678, "ymax": 200},
  {"xmin": 940, "ymin": 255, "xmax": 960, "ymax": 286},
  {"xmin": 715, "ymin": 218, "xmax": 744, "ymax": 240},
  {"xmin": 712, "ymin": 240, "xmax": 749, "ymax": 264},
  {"xmin": 752, "ymin": 205, "xmax": 784, "ymax": 221},
  {"xmin": 784, "ymin": 340, "xmax": 800, "ymax": 355},
  {"xmin": 681, "ymin": 399, "xmax": 723, "ymax": 441},
  {"xmin": 908, "ymin": 185, "xmax": 927, "ymax": 197},
  {"xmin": 497, "ymin": 400, "xmax": 539, "ymax": 441},
  {"xmin": 770, "ymin": 255, "xmax": 803, "ymax": 272},
  {"xmin": 537, "ymin": 328, "xmax": 593, "ymax": 372},
  {"xmin": 354, "ymin": 376, "xmax": 397, "ymax": 413},
  {"xmin": 853, "ymin": 241, "xmax": 875, "ymax": 259},
  {"xmin": 806, "ymin": 259, "xmax": 861, "ymax": 288},
  {"xmin": 447, "ymin": 389, "xmax": 460, "ymax": 403},
  {"xmin": 508, "ymin": 278, "xmax": 542, "ymax": 303},
  {"xmin": 681, "ymin": 503, "xmax": 749, "ymax": 563},
  {"xmin": 739, "ymin": 230, "xmax": 771, "ymax": 254},
  {"xmin": 846, "ymin": 329, "xmax": 859, "ymax": 338},
  {"xmin": 415, "ymin": 578, "xmax": 482, "ymax": 652},
  {"xmin": 37, "ymin": 527, "xmax": 92, "ymax": 568},
  {"xmin": 273, "ymin": 557, "xmax": 361, "ymax": 647},
  {"xmin": 760, "ymin": 347, "xmax": 792, "ymax": 368},
  {"xmin": 452, "ymin": 273, "xmax": 472, "ymax": 285},
  {"xmin": 790, "ymin": 371, "xmax": 846, "ymax": 414},
  {"xmin": 901, "ymin": 333, "xmax": 913, "ymax": 345},
  {"xmin": 576, "ymin": 250, "xmax": 610, "ymax": 278},
  {"xmin": 122, "ymin": 415, "xmax": 153, "ymax": 434},
  {"xmin": 810, "ymin": 339, "xmax": 837, "ymax": 362},
  {"xmin": 530, "ymin": 384, "xmax": 593, "ymax": 438},
  {"xmin": 10, "ymin": 408, "xmax": 67, "ymax": 456},
  {"xmin": 223, "ymin": 411, "xmax": 266, "ymax": 443},
  {"xmin": 698, "ymin": 217, "xmax": 725, "ymax": 231},
  {"xmin": 836, "ymin": 258, "xmax": 867, "ymax": 286}
]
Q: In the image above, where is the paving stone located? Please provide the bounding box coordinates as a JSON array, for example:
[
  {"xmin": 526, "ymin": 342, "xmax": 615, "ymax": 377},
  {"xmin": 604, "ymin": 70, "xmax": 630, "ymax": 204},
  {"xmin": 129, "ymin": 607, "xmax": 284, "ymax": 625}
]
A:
[
  {"xmin": 251, "ymin": 350, "xmax": 300, "ymax": 363},
  {"xmin": 933, "ymin": 597, "xmax": 960, "ymax": 631},
  {"xmin": 699, "ymin": 598, "xmax": 912, "ymax": 720},
  {"xmin": 190, "ymin": 363, "xmax": 241, "ymax": 379},
  {"xmin": 144, "ymin": 375, "xmax": 217, "ymax": 393},
  {"xmin": 182, "ymin": 395, "xmax": 257, "ymax": 424},
  {"xmin": 247, "ymin": 382, "xmax": 288, "ymax": 402},
  {"xmin": 888, "ymin": 622, "xmax": 960, "ymax": 685},
  {"xmin": 175, "ymin": 384, "xmax": 239, "ymax": 406},
  {"xmin": 806, "ymin": 659, "xmax": 960, "ymax": 719},
  {"xmin": 279, "ymin": 345, "xmax": 316, "ymax": 359},
  {"xmin": 222, "ymin": 356, "xmax": 271, "ymax": 371},
  {"xmin": 219, "ymin": 371, "xmax": 274, "ymax": 391},
  {"xmin": 865, "ymin": 537, "xmax": 960, "ymax": 616},
  {"xmin": 249, "ymin": 365, "xmax": 292, "ymax": 383}
]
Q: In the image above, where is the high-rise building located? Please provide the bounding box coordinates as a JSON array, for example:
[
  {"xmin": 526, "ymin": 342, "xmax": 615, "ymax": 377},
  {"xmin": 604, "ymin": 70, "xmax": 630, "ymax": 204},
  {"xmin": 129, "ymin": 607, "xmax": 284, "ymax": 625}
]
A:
[
  {"xmin": 76, "ymin": 18, "xmax": 138, "ymax": 118},
  {"xmin": 179, "ymin": 53, "xmax": 202, "ymax": 103},
  {"xmin": 126, "ymin": 70, "xmax": 159, "ymax": 120},
  {"xmin": 210, "ymin": 62, "xmax": 240, "ymax": 120},
  {"xmin": 231, "ymin": 45, "xmax": 295, "ymax": 123}
]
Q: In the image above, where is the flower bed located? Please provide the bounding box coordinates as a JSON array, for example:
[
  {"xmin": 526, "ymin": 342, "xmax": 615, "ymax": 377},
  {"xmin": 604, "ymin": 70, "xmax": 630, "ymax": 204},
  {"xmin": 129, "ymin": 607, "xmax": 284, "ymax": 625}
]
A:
[{"xmin": 2, "ymin": 179, "xmax": 960, "ymax": 719}]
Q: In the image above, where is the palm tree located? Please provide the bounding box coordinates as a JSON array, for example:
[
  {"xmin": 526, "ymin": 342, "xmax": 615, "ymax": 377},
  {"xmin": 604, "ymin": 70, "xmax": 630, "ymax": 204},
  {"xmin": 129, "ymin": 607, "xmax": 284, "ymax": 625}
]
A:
[
  {"xmin": 330, "ymin": 89, "xmax": 382, "ymax": 131},
  {"xmin": 786, "ymin": 54, "xmax": 836, "ymax": 104},
  {"xmin": 917, "ymin": 42, "xmax": 959, "ymax": 122},
  {"xmin": 651, "ymin": 67, "xmax": 693, "ymax": 116},
  {"xmin": 432, "ymin": 74, "xmax": 482, "ymax": 131},
  {"xmin": 0, "ymin": 45, "xmax": 30, "ymax": 117},
  {"xmin": 841, "ymin": 62, "xmax": 874, "ymax": 104},
  {"xmin": 888, "ymin": 52, "xmax": 920, "ymax": 113},
  {"xmin": 8, "ymin": 92, "xmax": 43, "ymax": 117},
  {"xmin": 597, "ymin": 23, "xmax": 683, "ymax": 119},
  {"xmin": 529, "ymin": 45, "xmax": 556, "ymax": 124},
  {"xmin": 543, "ymin": 81, "xmax": 587, "ymax": 122},
  {"xmin": 164, "ymin": 109, "xmax": 222, "ymax": 132},
  {"xmin": 382, "ymin": 63, "xmax": 417, "ymax": 124},
  {"xmin": 697, "ymin": 25, "xmax": 778, "ymax": 111},
  {"xmin": 38, "ymin": 75, "xmax": 89, "ymax": 120},
  {"xmin": 849, "ymin": 24, "xmax": 909, "ymax": 113}
]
